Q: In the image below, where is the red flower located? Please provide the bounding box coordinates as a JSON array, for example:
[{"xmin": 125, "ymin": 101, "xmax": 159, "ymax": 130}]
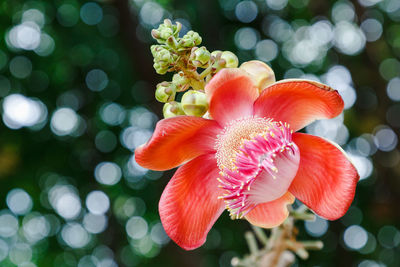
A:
[{"xmin": 135, "ymin": 67, "xmax": 359, "ymax": 250}]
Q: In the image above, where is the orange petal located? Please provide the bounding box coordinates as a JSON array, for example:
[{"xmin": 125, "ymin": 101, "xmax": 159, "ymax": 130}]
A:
[
  {"xmin": 253, "ymin": 79, "xmax": 344, "ymax": 132},
  {"xmin": 159, "ymin": 153, "xmax": 225, "ymax": 250},
  {"xmin": 245, "ymin": 192, "xmax": 295, "ymax": 228},
  {"xmin": 135, "ymin": 116, "xmax": 221, "ymax": 171},
  {"xmin": 205, "ymin": 68, "xmax": 259, "ymax": 126},
  {"xmin": 289, "ymin": 133, "xmax": 359, "ymax": 220}
]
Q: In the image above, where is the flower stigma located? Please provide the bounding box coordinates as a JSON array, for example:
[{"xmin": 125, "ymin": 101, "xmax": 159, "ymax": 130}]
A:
[{"xmin": 215, "ymin": 117, "xmax": 300, "ymax": 219}]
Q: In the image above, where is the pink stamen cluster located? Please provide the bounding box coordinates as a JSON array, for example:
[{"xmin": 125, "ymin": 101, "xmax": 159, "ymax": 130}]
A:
[{"xmin": 216, "ymin": 119, "xmax": 296, "ymax": 219}]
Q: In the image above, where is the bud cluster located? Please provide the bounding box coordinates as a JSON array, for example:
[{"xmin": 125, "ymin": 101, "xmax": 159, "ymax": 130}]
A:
[
  {"xmin": 151, "ymin": 45, "xmax": 178, "ymax": 75},
  {"xmin": 150, "ymin": 19, "xmax": 240, "ymax": 118}
]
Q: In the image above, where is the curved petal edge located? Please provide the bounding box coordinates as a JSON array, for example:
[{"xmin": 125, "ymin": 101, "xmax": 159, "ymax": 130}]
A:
[
  {"xmin": 159, "ymin": 153, "xmax": 225, "ymax": 250},
  {"xmin": 245, "ymin": 192, "xmax": 295, "ymax": 228},
  {"xmin": 289, "ymin": 133, "xmax": 359, "ymax": 220},
  {"xmin": 135, "ymin": 116, "xmax": 221, "ymax": 171},
  {"xmin": 205, "ymin": 68, "xmax": 259, "ymax": 125},
  {"xmin": 253, "ymin": 79, "xmax": 344, "ymax": 132}
]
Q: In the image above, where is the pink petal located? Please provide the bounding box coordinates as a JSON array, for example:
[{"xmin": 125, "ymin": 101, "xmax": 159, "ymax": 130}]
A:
[
  {"xmin": 247, "ymin": 145, "xmax": 300, "ymax": 204},
  {"xmin": 253, "ymin": 80, "xmax": 344, "ymax": 132},
  {"xmin": 135, "ymin": 116, "xmax": 221, "ymax": 171},
  {"xmin": 159, "ymin": 153, "xmax": 225, "ymax": 250},
  {"xmin": 289, "ymin": 133, "xmax": 359, "ymax": 220},
  {"xmin": 245, "ymin": 192, "xmax": 295, "ymax": 228},
  {"xmin": 205, "ymin": 68, "xmax": 259, "ymax": 126}
]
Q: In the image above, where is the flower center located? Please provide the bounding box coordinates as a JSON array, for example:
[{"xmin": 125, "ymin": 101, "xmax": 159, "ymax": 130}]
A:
[{"xmin": 215, "ymin": 117, "xmax": 300, "ymax": 219}]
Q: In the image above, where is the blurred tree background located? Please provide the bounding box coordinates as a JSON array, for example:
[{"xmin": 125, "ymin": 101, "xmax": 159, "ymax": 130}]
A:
[{"xmin": 0, "ymin": 0, "xmax": 399, "ymax": 266}]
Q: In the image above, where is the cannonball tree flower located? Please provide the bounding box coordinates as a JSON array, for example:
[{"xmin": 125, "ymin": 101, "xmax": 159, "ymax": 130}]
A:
[{"xmin": 135, "ymin": 64, "xmax": 359, "ymax": 250}]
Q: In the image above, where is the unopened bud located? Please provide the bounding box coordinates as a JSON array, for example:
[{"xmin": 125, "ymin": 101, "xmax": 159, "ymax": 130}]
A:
[
  {"xmin": 152, "ymin": 19, "xmax": 182, "ymax": 44},
  {"xmin": 221, "ymin": 51, "xmax": 239, "ymax": 68},
  {"xmin": 181, "ymin": 90, "xmax": 208, "ymax": 116},
  {"xmin": 152, "ymin": 46, "xmax": 177, "ymax": 74},
  {"xmin": 211, "ymin": 50, "xmax": 222, "ymax": 59},
  {"xmin": 209, "ymin": 50, "xmax": 225, "ymax": 74},
  {"xmin": 190, "ymin": 46, "xmax": 211, "ymax": 67},
  {"xmin": 155, "ymin": 82, "xmax": 176, "ymax": 103},
  {"xmin": 180, "ymin": 30, "xmax": 202, "ymax": 48},
  {"xmin": 150, "ymin": 45, "xmax": 159, "ymax": 57},
  {"xmin": 240, "ymin": 60, "xmax": 276, "ymax": 92},
  {"xmin": 163, "ymin": 101, "xmax": 185, "ymax": 118},
  {"xmin": 158, "ymin": 48, "xmax": 174, "ymax": 62},
  {"xmin": 159, "ymin": 27, "xmax": 174, "ymax": 40},
  {"xmin": 166, "ymin": 36, "xmax": 179, "ymax": 49},
  {"xmin": 172, "ymin": 72, "xmax": 190, "ymax": 92},
  {"xmin": 153, "ymin": 62, "xmax": 168, "ymax": 75}
]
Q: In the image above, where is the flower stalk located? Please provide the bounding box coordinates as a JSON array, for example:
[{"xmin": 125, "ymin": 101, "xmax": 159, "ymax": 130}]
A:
[{"xmin": 232, "ymin": 206, "xmax": 324, "ymax": 267}]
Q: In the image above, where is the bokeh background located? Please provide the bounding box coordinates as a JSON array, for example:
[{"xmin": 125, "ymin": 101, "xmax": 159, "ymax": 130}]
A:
[{"xmin": 0, "ymin": 0, "xmax": 399, "ymax": 266}]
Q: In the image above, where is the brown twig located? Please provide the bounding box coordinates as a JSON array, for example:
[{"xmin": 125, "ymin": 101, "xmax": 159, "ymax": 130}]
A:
[{"xmin": 232, "ymin": 205, "xmax": 323, "ymax": 267}]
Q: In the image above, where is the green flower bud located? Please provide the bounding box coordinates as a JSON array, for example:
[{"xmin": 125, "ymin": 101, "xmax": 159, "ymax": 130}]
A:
[
  {"xmin": 150, "ymin": 45, "xmax": 158, "ymax": 57},
  {"xmin": 172, "ymin": 72, "xmax": 190, "ymax": 92},
  {"xmin": 158, "ymin": 49, "xmax": 173, "ymax": 62},
  {"xmin": 151, "ymin": 19, "xmax": 182, "ymax": 44},
  {"xmin": 159, "ymin": 27, "xmax": 174, "ymax": 40},
  {"xmin": 211, "ymin": 50, "xmax": 222, "ymax": 59},
  {"xmin": 190, "ymin": 46, "xmax": 211, "ymax": 67},
  {"xmin": 181, "ymin": 90, "xmax": 208, "ymax": 117},
  {"xmin": 180, "ymin": 30, "xmax": 202, "ymax": 48},
  {"xmin": 151, "ymin": 45, "xmax": 167, "ymax": 59},
  {"xmin": 195, "ymin": 47, "xmax": 211, "ymax": 64},
  {"xmin": 153, "ymin": 62, "xmax": 168, "ymax": 75},
  {"xmin": 163, "ymin": 101, "xmax": 185, "ymax": 118},
  {"xmin": 155, "ymin": 82, "xmax": 176, "ymax": 103},
  {"xmin": 152, "ymin": 46, "xmax": 177, "ymax": 74},
  {"xmin": 221, "ymin": 51, "xmax": 239, "ymax": 68}
]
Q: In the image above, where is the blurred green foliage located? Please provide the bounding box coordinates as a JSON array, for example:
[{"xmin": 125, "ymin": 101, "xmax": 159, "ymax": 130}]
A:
[{"xmin": 0, "ymin": 0, "xmax": 399, "ymax": 266}]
